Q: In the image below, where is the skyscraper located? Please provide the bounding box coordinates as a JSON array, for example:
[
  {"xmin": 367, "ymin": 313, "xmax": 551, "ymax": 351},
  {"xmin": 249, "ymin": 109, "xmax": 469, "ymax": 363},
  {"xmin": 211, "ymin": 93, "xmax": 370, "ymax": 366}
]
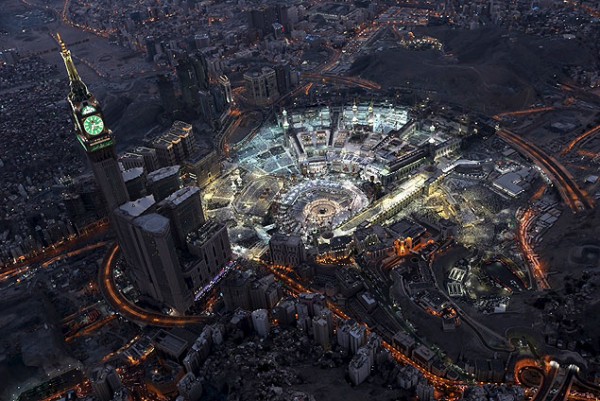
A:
[
  {"xmin": 187, "ymin": 221, "xmax": 232, "ymax": 278},
  {"xmin": 176, "ymin": 51, "xmax": 210, "ymax": 113},
  {"xmin": 145, "ymin": 35, "xmax": 157, "ymax": 62},
  {"xmin": 59, "ymin": 39, "xmax": 222, "ymax": 314},
  {"xmin": 176, "ymin": 53, "xmax": 200, "ymax": 111},
  {"xmin": 112, "ymin": 195, "xmax": 157, "ymax": 295},
  {"xmin": 58, "ymin": 34, "xmax": 129, "ymax": 213},
  {"xmin": 157, "ymin": 73, "xmax": 178, "ymax": 115},
  {"xmin": 274, "ymin": 63, "xmax": 292, "ymax": 95},
  {"xmin": 146, "ymin": 165, "xmax": 183, "ymax": 202},
  {"xmin": 190, "ymin": 51, "xmax": 210, "ymax": 92},
  {"xmin": 158, "ymin": 186, "xmax": 206, "ymax": 247},
  {"xmin": 112, "ymin": 196, "xmax": 193, "ymax": 313},
  {"xmin": 133, "ymin": 213, "xmax": 192, "ymax": 312}
]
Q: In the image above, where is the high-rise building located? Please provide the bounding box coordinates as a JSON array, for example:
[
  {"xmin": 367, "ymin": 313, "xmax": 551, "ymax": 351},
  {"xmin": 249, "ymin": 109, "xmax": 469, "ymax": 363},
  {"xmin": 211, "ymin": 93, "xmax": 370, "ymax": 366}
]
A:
[
  {"xmin": 416, "ymin": 383, "xmax": 435, "ymax": 401},
  {"xmin": 122, "ymin": 167, "xmax": 146, "ymax": 200},
  {"xmin": 145, "ymin": 35, "xmax": 157, "ymax": 62},
  {"xmin": 274, "ymin": 63, "xmax": 292, "ymax": 95},
  {"xmin": 312, "ymin": 316, "xmax": 330, "ymax": 349},
  {"xmin": 158, "ymin": 186, "xmax": 206, "ymax": 247},
  {"xmin": 176, "ymin": 54, "xmax": 200, "ymax": 111},
  {"xmin": 297, "ymin": 293, "xmax": 326, "ymax": 317},
  {"xmin": 269, "ymin": 232, "xmax": 306, "ymax": 267},
  {"xmin": 186, "ymin": 221, "xmax": 232, "ymax": 277},
  {"xmin": 349, "ymin": 324, "xmax": 367, "ymax": 354},
  {"xmin": 157, "ymin": 74, "xmax": 178, "ymax": 115},
  {"xmin": 251, "ymin": 309, "xmax": 270, "ymax": 338},
  {"xmin": 197, "ymin": 90, "xmax": 215, "ymax": 122},
  {"xmin": 91, "ymin": 365, "xmax": 121, "ymax": 401},
  {"xmin": 184, "ymin": 149, "xmax": 220, "ymax": 188},
  {"xmin": 190, "ymin": 51, "xmax": 210, "ymax": 92},
  {"xmin": 175, "ymin": 51, "xmax": 209, "ymax": 112},
  {"xmin": 244, "ymin": 67, "xmax": 279, "ymax": 106},
  {"xmin": 59, "ymin": 37, "xmax": 222, "ymax": 315},
  {"xmin": 58, "ymin": 34, "xmax": 129, "ymax": 214},
  {"xmin": 273, "ymin": 298, "xmax": 296, "ymax": 326},
  {"xmin": 119, "ymin": 152, "xmax": 145, "ymax": 170},
  {"xmin": 220, "ymin": 270, "xmax": 252, "ymax": 311},
  {"xmin": 112, "ymin": 195, "xmax": 157, "ymax": 294},
  {"xmin": 248, "ymin": 5, "xmax": 282, "ymax": 37},
  {"xmin": 151, "ymin": 121, "xmax": 197, "ymax": 167},
  {"xmin": 112, "ymin": 196, "xmax": 192, "ymax": 313},
  {"xmin": 277, "ymin": 4, "xmax": 297, "ymax": 32},
  {"xmin": 210, "ymin": 86, "xmax": 227, "ymax": 115},
  {"xmin": 121, "ymin": 146, "xmax": 160, "ymax": 173},
  {"xmin": 120, "ymin": 146, "xmax": 160, "ymax": 173},
  {"xmin": 348, "ymin": 349, "xmax": 371, "ymax": 385},
  {"xmin": 249, "ymin": 274, "xmax": 281, "ymax": 310},
  {"xmin": 147, "ymin": 165, "xmax": 183, "ymax": 202},
  {"xmin": 133, "ymin": 213, "xmax": 192, "ymax": 312},
  {"xmin": 177, "ymin": 372, "xmax": 203, "ymax": 401},
  {"xmin": 337, "ymin": 320, "xmax": 353, "ymax": 350}
]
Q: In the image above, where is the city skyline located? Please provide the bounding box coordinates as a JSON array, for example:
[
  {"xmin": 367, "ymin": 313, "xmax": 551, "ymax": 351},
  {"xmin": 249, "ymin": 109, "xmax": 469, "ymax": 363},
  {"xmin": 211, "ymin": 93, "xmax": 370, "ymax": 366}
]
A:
[{"xmin": 1, "ymin": 1, "xmax": 600, "ymax": 401}]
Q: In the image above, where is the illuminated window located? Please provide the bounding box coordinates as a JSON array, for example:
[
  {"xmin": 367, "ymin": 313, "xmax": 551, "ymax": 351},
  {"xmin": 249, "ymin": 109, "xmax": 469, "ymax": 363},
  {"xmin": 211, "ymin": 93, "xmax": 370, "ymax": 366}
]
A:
[{"xmin": 82, "ymin": 105, "xmax": 97, "ymax": 115}]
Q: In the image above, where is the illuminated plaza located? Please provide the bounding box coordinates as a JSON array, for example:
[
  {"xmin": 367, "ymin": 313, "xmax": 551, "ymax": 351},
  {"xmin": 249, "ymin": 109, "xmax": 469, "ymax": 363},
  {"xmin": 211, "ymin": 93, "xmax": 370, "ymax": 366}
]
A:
[{"xmin": 203, "ymin": 101, "xmax": 462, "ymax": 250}]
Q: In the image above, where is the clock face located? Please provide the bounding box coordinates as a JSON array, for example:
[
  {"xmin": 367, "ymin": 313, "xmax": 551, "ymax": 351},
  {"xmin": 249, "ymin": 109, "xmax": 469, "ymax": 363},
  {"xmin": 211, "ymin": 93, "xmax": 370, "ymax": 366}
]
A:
[{"xmin": 83, "ymin": 115, "xmax": 104, "ymax": 136}]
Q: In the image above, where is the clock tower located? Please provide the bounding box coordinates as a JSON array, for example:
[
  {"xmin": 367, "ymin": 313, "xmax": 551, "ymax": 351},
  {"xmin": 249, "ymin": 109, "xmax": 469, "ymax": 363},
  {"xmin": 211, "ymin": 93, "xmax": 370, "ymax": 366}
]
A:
[{"xmin": 58, "ymin": 34, "xmax": 129, "ymax": 212}]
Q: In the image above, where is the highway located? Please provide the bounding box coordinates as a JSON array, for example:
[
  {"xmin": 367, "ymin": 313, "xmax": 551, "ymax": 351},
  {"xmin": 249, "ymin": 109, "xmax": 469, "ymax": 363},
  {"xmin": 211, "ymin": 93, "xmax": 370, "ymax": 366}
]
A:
[
  {"xmin": 301, "ymin": 72, "xmax": 382, "ymax": 91},
  {"xmin": 98, "ymin": 243, "xmax": 209, "ymax": 327},
  {"xmin": 2, "ymin": 219, "xmax": 108, "ymax": 268},
  {"xmin": 572, "ymin": 372, "xmax": 600, "ymax": 397},
  {"xmin": 493, "ymin": 106, "xmax": 556, "ymax": 121},
  {"xmin": 561, "ymin": 124, "xmax": 600, "ymax": 156},
  {"xmin": 532, "ymin": 361, "xmax": 560, "ymax": 401},
  {"xmin": 514, "ymin": 358, "xmax": 545, "ymax": 387},
  {"xmin": 1, "ymin": 221, "xmax": 109, "ymax": 287},
  {"xmin": 497, "ymin": 129, "xmax": 594, "ymax": 212},
  {"xmin": 552, "ymin": 365, "xmax": 578, "ymax": 401},
  {"xmin": 518, "ymin": 208, "xmax": 550, "ymax": 290}
]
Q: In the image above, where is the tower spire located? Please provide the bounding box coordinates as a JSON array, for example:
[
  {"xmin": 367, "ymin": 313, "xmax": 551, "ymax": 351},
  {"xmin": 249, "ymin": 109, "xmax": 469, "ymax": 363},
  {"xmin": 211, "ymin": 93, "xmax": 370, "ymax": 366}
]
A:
[{"xmin": 57, "ymin": 33, "xmax": 89, "ymax": 101}]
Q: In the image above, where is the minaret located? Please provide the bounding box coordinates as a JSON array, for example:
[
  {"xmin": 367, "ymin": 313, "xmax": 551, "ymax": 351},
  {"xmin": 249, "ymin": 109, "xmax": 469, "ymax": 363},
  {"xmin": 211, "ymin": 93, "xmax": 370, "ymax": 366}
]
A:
[
  {"xmin": 352, "ymin": 99, "xmax": 358, "ymax": 126},
  {"xmin": 282, "ymin": 109, "xmax": 290, "ymax": 131},
  {"xmin": 58, "ymin": 34, "xmax": 129, "ymax": 213}
]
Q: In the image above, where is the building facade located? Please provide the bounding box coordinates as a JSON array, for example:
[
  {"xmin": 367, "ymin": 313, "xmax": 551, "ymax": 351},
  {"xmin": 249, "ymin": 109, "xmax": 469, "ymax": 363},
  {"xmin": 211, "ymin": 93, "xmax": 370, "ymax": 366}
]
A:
[{"xmin": 244, "ymin": 67, "xmax": 279, "ymax": 106}]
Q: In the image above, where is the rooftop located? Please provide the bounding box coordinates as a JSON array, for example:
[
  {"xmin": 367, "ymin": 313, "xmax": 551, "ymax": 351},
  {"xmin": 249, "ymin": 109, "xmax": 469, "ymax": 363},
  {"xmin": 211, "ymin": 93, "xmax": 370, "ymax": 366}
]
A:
[
  {"xmin": 122, "ymin": 167, "xmax": 144, "ymax": 182},
  {"xmin": 270, "ymin": 232, "xmax": 303, "ymax": 246},
  {"xmin": 147, "ymin": 165, "xmax": 181, "ymax": 184},
  {"xmin": 160, "ymin": 186, "xmax": 201, "ymax": 208},
  {"xmin": 117, "ymin": 195, "xmax": 156, "ymax": 218},
  {"xmin": 153, "ymin": 329, "xmax": 189, "ymax": 358},
  {"xmin": 187, "ymin": 221, "xmax": 226, "ymax": 245},
  {"xmin": 134, "ymin": 213, "xmax": 170, "ymax": 235}
]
